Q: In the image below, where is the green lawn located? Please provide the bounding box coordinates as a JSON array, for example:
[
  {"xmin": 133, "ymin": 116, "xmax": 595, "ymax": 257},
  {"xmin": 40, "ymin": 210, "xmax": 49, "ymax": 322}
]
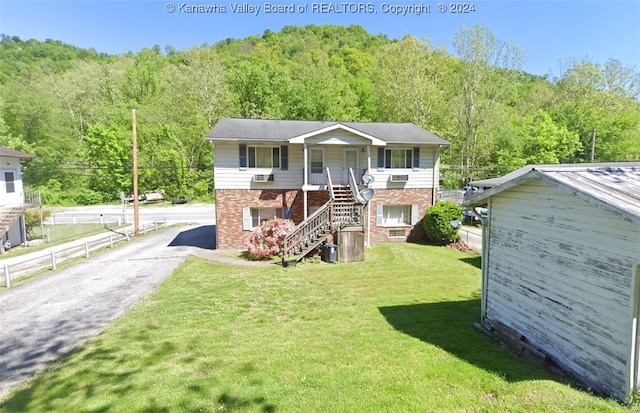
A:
[{"xmin": 0, "ymin": 244, "xmax": 629, "ymax": 412}]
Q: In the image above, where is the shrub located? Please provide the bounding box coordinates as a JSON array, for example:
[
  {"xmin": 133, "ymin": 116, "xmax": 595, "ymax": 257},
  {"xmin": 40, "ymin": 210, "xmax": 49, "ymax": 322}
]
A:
[
  {"xmin": 423, "ymin": 200, "xmax": 463, "ymax": 244},
  {"xmin": 245, "ymin": 218, "xmax": 296, "ymax": 259},
  {"xmin": 74, "ymin": 188, "xmax": 104, "ymax": 205},
  {"xmin": 25, "ymin": 208, "xmax": 52, "ymax": 238}
]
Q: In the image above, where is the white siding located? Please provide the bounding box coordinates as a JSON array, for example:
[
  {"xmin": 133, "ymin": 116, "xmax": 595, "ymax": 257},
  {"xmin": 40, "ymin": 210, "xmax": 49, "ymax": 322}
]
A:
[
  {"xmin": 214, "ymin": 142, "xmax": 440, "ymax": 190},
  {"xmin": 485, "ymin": 180, "xmax": 640, "ymax": 399},
  {"xmin": 0, "ymin": 156, "xmax": 25, "ymax": 206},
  {"xmin": 213, "ymin": 142, "xmax": 304, "ymax": 190},
  {"xmin": 368, "ymin": 146, "xmax": 437, "ymax": 190}
]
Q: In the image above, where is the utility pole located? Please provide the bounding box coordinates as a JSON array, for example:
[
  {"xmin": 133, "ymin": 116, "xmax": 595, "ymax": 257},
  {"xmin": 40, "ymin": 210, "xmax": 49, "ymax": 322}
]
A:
[
  {"xmin": 590, "ymin": 129, "xmax": 596, "ymax": 162},
  {"xmin": 132, "ymin": 109, "xmax": 140, "ymax": 236}
]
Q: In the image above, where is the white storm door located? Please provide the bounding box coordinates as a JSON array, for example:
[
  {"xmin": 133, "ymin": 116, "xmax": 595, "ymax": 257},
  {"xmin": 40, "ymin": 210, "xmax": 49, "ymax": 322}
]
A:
[{"xmin": 343, "ymin": 149, "xmax": 359, "ymax": 185}]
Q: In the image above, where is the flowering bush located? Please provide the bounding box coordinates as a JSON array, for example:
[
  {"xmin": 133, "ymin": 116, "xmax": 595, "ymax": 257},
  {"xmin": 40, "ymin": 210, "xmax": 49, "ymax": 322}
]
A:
[{"xmin": 245, "ymin": 218, "xmax": 296, "ymax": 259}]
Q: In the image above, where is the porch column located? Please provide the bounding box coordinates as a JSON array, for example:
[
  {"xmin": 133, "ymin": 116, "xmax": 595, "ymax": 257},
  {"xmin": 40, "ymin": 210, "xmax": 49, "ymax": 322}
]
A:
[{"xmin": 303, "ymin": 143, "xmax": 308, "ymax": 220}]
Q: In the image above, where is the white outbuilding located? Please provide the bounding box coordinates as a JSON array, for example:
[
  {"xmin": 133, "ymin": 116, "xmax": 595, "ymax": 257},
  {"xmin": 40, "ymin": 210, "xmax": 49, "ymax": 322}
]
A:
[{"xmin": 464, "ymin": 162, "xmax": 640, "ymax": 401}]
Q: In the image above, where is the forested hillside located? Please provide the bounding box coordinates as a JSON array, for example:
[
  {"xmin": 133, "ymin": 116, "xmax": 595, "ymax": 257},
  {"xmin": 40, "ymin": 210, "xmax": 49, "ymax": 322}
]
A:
[{"xmin": 1, "ymin": 25, "xmax": 638, "ymax": 205}]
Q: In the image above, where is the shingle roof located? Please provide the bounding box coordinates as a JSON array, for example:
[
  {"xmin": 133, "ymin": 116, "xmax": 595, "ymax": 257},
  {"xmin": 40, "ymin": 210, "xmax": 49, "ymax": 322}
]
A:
[
  {"xmin": 0, "ymin": 146, "xmax": 35, "ymax": 160},
  {"xmin": 205, "ymin": 118, "xmax": 450, "ymax": 146},
  {"xmin": 464, "ymin": 162, "xmax": 640, "ymax": 224}
]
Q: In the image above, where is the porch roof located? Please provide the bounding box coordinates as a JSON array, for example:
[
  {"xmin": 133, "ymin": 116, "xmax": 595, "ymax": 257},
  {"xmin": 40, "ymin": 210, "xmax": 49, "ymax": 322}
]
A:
[
  {"xmin": 206, "ymin": 118, "xmax": 450, "ymax": 146},
  {"xmin": 0, "ymin": 146, "xmax": 35, "ymax": 160}
]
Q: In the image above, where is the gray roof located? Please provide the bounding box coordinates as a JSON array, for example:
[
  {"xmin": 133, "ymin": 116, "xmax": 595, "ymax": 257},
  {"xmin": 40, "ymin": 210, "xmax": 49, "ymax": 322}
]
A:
[
  {"xmin": 464, "ymin": 162, "xmax": 640, "ymax": 224},
  {"xmin": 0, "ymin": 146, "xmax": 35, "ymax": 160},
  {"xmin": 205, "ymin": 118, "xmax": 450, "ymax": 146}
]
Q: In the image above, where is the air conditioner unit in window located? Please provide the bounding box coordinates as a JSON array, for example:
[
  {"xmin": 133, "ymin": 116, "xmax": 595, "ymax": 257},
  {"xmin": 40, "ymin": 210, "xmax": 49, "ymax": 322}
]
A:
[
  {"xmin": 253, "ymin": 174, "xmax": 274, "ymax": 182},
  {"xmin": 390, "ymin": 174, "xmax": 409, "ymax": 182}
]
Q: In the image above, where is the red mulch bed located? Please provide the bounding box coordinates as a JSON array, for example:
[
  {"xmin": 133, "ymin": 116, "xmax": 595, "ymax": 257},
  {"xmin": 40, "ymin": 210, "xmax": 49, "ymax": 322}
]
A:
[{"xmin": 445, "ymin": 240, "xmax": 476, "ymax": 253}]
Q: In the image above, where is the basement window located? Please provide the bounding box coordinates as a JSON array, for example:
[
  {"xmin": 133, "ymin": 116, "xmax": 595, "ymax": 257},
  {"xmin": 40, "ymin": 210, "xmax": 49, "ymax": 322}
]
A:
[{"xmin": 388, "ymin": 229, "xmax": 406, "ymax": 238}]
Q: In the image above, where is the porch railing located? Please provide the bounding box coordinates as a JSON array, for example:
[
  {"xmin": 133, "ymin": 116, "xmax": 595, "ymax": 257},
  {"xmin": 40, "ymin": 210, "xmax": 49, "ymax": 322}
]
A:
[{"xmin": 282, "ymin": 200, "xmax": 333, "ymax": 262}]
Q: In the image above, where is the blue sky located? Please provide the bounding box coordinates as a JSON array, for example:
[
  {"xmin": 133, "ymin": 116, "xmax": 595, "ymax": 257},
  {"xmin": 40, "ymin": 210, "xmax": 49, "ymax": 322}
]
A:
[{"xmin": 1, "ymin": 0, "xmax": 639, "ymax": 78}]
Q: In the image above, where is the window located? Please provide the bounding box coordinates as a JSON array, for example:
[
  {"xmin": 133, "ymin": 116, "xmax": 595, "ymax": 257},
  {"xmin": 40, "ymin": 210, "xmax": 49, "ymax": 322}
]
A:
[
  {"xmin": 383, "ymin": 205, "xmax": 411, "ymax": 226},
  {"xmin": 376, "ymin": 204, "xmax": 419, "ymax": 227},
  {"xmin": 248, "ymin": 147, "xmax": 280, "ymax": 168},
  {"xmin": 385, "ymin": 149, "xmax": 412, "ymax": 169},
  {"xmin": 310, "ymin": 149, "xmax": 323, "ymax": 174},
  {"xmin": 4, "ymin": 171, "xmax": 15, "ymax": 193},
  {"xmin": 242, "ymin": 207, "xmax": 288, "ymax": 230},
  {"xmin": 378, "ymin": 147, "xmax": 420, "ymax": 170}
]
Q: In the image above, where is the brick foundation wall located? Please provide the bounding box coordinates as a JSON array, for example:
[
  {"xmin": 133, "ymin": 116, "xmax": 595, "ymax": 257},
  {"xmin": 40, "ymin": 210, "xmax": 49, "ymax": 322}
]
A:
[
  {"xmin": 215, "ymin": 189, "xmax": 332, "ymax": 248},
  {"xmin": 368, "ymin": 188, "xmax": 434, "ymax": 244},
  {"xmin": 215, "ymin": 187, "xmax": 435, "ymax": 248},
  {"xmin": 215, "ymin": 189, "xmax": 296, "ymax": 248}
]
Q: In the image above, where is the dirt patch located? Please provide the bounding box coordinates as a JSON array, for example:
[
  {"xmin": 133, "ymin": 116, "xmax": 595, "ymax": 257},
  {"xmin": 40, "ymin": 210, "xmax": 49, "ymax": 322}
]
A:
[{"xmin": 445, "ymin": 240, "xmax": 475, "ymax": 253}]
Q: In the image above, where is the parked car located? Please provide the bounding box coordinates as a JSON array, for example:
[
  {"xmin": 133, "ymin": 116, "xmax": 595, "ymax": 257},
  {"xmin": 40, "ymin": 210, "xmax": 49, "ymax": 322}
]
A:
[
  {"xmin": 144, "ymin": 190, "xmax": 167, "ymax": 204},
  {"xmin": 125, "ymin": 193, "xmax": 146, "ymax": 204}
]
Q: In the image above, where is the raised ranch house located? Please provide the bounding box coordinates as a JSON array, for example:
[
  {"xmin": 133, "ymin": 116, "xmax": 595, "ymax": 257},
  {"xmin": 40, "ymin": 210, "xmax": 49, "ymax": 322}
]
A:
[
  {"xmin": 206, "ymin": 118, "xmax": 450, "ymax": 260},
  {"xmin": 0, "ymin": 146, "xmax": 36, "ymax": 252},
  {"xmin": 464, "ymin": 162, "xmax": 640, "ymax": 401}
]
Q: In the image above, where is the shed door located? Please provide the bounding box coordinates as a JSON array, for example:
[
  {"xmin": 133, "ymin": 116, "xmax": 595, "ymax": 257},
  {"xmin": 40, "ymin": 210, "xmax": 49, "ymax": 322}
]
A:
[{"xmin": 2, "ymin": 170, "xmax": 16, "ymax": 195}]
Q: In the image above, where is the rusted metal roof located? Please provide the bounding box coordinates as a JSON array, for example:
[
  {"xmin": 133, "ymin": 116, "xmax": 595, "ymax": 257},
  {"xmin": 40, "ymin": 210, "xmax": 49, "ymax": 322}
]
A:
[
  {"xmin": 464, "ymin": 162, "xmax": 640, "ymax": 224},
  {"xmin": 0, "ymin": 146, "xmax": 35, "ymax": 160},
  {"xmin": 206, "ymin": 118, "xmax": 450, "ymax": 146}
]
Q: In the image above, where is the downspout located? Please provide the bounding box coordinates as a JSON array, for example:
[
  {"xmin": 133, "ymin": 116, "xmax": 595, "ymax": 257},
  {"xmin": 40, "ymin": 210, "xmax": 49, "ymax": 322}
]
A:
[
  {"xmin": 366, "ymin": 145, "xmax": 372, "ymax": 247},
  {"xmin": 211, "ymin": 141, "xmax": 218, "ymax": 249},
  {"xmin": 432, "ymin": 145, "xmax": 442, "ymax": 204},
  {"xmin": 479, "ymin": 200, "xmax": 491, "ymax": 322},
  {"xmin": 465, "ymin": 200, "xmax": 490, "ymax": 322},
  {"xmin": 303, "ymin": 143, "xmax": 308, "ymax": 220}
]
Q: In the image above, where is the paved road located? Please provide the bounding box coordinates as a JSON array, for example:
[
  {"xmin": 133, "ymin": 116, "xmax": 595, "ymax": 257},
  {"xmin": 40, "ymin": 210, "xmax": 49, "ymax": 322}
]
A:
[
  {"xmin": 459, "ymin": 225, "xmax": 482, "ymax": 252},
  {"xmin": 0, "ymin": 225, "xmax": 206, "ymax": 399},
  {"xmin": 47, "ymin": 204, "xmax": 216, "ymax": 225}
]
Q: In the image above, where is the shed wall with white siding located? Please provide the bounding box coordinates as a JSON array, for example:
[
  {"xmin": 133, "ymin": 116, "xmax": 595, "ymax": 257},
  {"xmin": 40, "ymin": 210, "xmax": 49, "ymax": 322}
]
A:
[{"xmin": 467, "ymin": 166, "xmax": 640, "ymax": 401}]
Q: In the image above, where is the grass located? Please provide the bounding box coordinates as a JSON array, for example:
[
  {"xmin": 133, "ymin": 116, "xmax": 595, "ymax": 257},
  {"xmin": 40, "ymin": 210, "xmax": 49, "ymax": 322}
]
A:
[{"xmin": 0, "ymin": 243, "xmax": 630, "ymax": 412}]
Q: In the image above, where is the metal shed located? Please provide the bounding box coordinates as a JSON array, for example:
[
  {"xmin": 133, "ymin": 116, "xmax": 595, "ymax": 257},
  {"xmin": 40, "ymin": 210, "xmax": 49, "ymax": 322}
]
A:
[{"xmin": 464, "ymin": 162, "xmax": 640, "ymax": 401}]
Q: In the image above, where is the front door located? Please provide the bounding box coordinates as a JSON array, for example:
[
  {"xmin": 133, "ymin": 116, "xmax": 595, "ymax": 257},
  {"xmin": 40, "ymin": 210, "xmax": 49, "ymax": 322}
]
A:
[{"xmin": 343, "ymin": 149, "xmax": 359, "ymax": 185}]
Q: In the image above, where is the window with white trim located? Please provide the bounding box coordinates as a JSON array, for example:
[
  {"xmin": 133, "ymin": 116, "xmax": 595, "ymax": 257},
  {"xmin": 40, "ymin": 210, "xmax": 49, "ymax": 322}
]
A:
[
  {"xmin": 242, "ymin": 207, "xmax": 288, "ymax": 230},
  {"xmin": 385, "ymin": 149, "xmax": 412, "ymax": 169},
  {"xmin": 376, "ymin": 204, "xmax": 419, "ymax": 227},
  {"xmin": 248, "ymin": 146, "xmax": 280, "ymax": 168},
  {"xmin": 383, "ymin": 205, "xmax": 411, "ymax": 225},
  {"xmin": 310, "ymin": 149, "xmax": 323, "ymax": 174}
]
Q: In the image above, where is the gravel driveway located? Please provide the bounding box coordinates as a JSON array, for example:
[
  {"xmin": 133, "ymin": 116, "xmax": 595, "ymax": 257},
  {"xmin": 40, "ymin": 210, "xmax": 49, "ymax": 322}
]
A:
[{"xmin": 0, "ymin": 224, "xmax": 204, "ymax": 399}]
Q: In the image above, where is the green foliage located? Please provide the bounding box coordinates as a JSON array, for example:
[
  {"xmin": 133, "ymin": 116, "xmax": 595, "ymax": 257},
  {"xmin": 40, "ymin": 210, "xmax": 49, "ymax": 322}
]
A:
[
  {"xmin": 84, "ymin": 124, "xmax": 131, "ymax": 198},
  {"xmin": 423, "ymin": 201, "xmax": 463, "ymax": 243},
  {"xmin": 1, "ymin": 24, "xmax": 639, "ymax": 205},
  {"xmin": 24, "ymin": 208, "xmax": 52, "ymax": 237},
  {"xmin": 73, "ymin": 188, "xmax": 105, "ymax": 205}
]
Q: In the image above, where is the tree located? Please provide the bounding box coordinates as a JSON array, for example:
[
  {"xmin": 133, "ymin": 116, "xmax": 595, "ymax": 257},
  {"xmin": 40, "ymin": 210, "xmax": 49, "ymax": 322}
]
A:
[
  {"xmin": 553, "ymin": 59, "xmax": 640, "ymax": 162},
  {"xmin": 495, "ymin": 110, "xmax": 582, "ymax": 171},
  {"xmin": 452, "ymin": 25, "xmax": 524, "ymax": 181},
  {"xmin": 372, "ymin": 36, "xmax": 449, "ymax": 131},
  {"xmin": 83, "ymin": 124, "xmax": 132, "ymax": 199}
]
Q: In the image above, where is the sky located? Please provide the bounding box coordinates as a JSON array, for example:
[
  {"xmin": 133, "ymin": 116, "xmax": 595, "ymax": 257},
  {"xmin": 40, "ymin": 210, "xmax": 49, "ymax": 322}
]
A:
[{"xmin": 0, "ymin": 0, "xmax": 639, "ymax": 78}]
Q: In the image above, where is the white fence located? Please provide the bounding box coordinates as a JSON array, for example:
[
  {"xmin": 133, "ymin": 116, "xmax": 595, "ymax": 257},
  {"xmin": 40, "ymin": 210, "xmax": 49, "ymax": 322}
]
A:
[{"xmin": 1, "ymin": 220, "xmax": 167, "ymax": 288}]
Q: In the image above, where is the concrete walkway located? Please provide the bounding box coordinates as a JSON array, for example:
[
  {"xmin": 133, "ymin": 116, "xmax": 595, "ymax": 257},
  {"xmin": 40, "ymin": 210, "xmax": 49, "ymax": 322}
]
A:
[{"xmin": 0, "ymin": 225, "xmax": 202, "ymax": 399}]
